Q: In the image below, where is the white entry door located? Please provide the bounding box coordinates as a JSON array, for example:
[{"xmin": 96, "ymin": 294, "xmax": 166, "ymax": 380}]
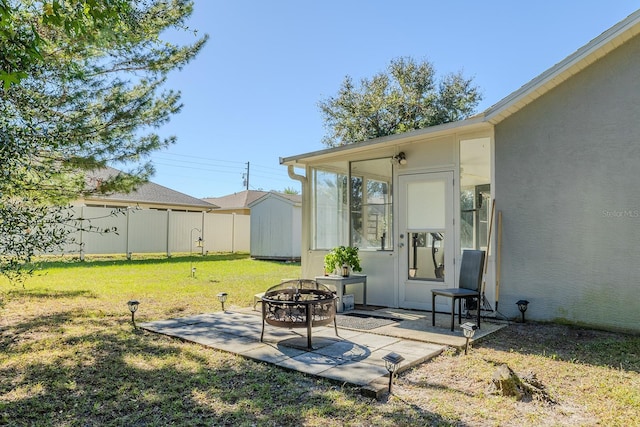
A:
[{"xmin": 398, "ymin": 172, "xmax": 454, "ymax": 310}]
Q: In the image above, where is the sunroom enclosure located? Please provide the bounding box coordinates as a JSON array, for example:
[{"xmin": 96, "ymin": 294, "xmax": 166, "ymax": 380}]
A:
[
  {"xmin": 312, "ymin": 158, "xmax": 393, "ymax": 252},
  {"xmin": 297, "ymin": 133, "xmax": 494, "ymax": 312}
]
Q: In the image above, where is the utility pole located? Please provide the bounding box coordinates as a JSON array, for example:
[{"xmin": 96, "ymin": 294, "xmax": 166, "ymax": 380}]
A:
[{"xmin": 242, "ymin": 161, "xmax": 250, "ymax": 190}]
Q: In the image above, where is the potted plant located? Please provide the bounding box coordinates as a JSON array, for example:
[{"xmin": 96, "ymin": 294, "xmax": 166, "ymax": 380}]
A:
[{"xmin": 324, "ymin": 246, "xmax": 362, "ymax": 277}]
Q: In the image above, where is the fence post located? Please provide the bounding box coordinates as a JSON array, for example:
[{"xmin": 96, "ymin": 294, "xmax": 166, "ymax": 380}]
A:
[
  {"xmin": 79, "ymin": 206, "xmax": 85, "ymax": 261},
  {"xmin": 200, "ymin": 211, "xmax": 205, "ymax": 255},
  {"xmin": 125, "ymin": 208, "xmax": 131, "ymax": 258},
  {"xmin": 166, "ymin": 209, "xmax": 172, "ymax": 258},
  {"xmin": 232, "ymin": 213, "xmax": 236, "ymax": 253}
]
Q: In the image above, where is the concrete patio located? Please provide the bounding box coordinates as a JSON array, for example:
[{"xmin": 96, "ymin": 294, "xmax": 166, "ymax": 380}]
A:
[{"xmin": 139, "ymin": 307, "xmax": 506, "ymax": 398}]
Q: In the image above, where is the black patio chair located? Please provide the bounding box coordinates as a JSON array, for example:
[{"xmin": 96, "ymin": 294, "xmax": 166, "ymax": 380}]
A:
[{"xmin": 431, "ymin": 249, "xmax": 485, "ymax": 331}]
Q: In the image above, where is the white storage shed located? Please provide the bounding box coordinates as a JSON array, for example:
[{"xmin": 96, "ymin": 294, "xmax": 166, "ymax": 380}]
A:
[{"xmin": 248, "ymin": 192, "xmax": 301, "ymax": 261}]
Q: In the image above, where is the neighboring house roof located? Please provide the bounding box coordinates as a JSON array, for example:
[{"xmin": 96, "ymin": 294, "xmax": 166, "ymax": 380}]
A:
[
  {"xmin": 202, "ymin": 190, "xmax": 268, "ymax": 210},
  {"xmin": 248, "ymin": 191, "xmax": 302, "ymax": 208},
  {"xmin": 83, "ymin": 167, "xmax": 217, "ymax": 209},
  {"xmin": 281, "ymin": 9, "xmax": 640, "ymax": 165}
]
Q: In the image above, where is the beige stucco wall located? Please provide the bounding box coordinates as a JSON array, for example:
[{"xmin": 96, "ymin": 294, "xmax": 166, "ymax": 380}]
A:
[{"xmin": 495, "ymin": 33, "xmax": 640, "ymax": 331}]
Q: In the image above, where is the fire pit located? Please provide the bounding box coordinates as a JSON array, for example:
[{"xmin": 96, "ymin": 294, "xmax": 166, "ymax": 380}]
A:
[{"xmin": 260, "ymin": 279, "xmax": 338, "ymax": 349}]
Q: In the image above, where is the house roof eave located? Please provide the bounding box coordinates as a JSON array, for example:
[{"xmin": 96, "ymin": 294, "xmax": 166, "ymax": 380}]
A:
[
  {"xmin": 248, "ymin": 191, "xmax": 302, "ymax": 208},
  {"xmin": 82, "ymin": 195, "xmax": 218, "ymax": 210},
  {"xmin": 280, "ymin": 115, "xmax": 488, "ymax": 166}
]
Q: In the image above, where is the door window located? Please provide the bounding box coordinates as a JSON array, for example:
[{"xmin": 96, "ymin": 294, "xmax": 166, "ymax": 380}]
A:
[
  {"xmin": 402, "ymin": 175, "xmax": 450, "ymax": 282},
  {"xmin": 408, "ymin": 232, "xmax": 445, "ymax": 281}
]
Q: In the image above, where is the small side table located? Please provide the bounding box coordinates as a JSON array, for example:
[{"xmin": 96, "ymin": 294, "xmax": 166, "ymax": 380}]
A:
[{"xmin": 315, "ymin": 274, "xmax": 367, "ymax": 312}]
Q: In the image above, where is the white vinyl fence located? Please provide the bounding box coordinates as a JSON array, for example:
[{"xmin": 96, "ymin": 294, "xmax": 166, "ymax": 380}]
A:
[{"xmin": 64, "ymin": 207, "xmax": 250, "ymax": 257}]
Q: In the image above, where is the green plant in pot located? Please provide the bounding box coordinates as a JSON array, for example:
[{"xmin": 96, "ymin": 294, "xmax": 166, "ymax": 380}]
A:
[{"xmin": 324, "ymin": 246, "xmax": 362, "ymax": 277}]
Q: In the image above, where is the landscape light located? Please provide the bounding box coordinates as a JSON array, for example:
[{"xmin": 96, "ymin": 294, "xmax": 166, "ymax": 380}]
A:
[
  {"xmin": 516, "ymin": 300, "xmax": 530, "ymax": 323},
  {"xmin": 127, "ymin": 300, "xmax": 140, "ymax": 328},
  {"xmin": 461, "ymin": 322, "xmax": 478, "ymax": 355},
  {"xmin": 217, "ymin": 292, "xmax": 228, "ymax": 312},
  {"xmin": 382, "ymin": 352, "xmax": 405, "ymax": 393}
]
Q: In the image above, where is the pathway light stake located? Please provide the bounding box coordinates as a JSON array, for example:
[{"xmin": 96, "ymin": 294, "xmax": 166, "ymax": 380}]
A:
[
  {"xmin": 382, "ymin": 352, "xmax": 404, "ymax": 393},
  {"xmin": 217, "ymin": 292, "xmax": 228, "ymax": 312},
  {"xmin": 127, "ymin": 300, "xmax": 140, "ymax": 328},
  {"xmin": 461, "ymin": 322, "xmax": 478, "ymax": 355},
  {"xmin": 516, "ymin": 300, "xmax": 530, "ymax": 323}
]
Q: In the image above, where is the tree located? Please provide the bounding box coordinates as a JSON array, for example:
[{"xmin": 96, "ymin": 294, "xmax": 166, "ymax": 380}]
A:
[
  {"xmin": 318, "ymin": 57, "xmax": 482, "ymax": 147},
  {"xmin": 1, "ymin": 0, "xmax": 136, "ymax": 88},
  {"xmin": 0, "ymin": 0, "xmax": 207, "ymax": 281}
]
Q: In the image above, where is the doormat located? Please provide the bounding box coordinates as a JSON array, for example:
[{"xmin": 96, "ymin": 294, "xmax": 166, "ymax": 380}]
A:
[
  {"xmin": 336, "ymin": 312, "xmax": 403, "ymax": 330},
  {"xmin": 354, "ymin": 304, "xmax": 386, "ymax": 312}
]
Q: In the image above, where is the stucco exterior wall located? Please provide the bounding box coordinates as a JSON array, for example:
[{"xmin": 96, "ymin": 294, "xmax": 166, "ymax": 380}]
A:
[{"xmin": 495, "ymin": 34, "xmax": 640, "ymax": 331}]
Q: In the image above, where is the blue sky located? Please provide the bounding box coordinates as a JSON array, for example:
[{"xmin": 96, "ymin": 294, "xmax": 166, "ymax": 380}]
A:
[{"xmin": 147, "ymin": 1, "xmax": 638, "ymax": 198}]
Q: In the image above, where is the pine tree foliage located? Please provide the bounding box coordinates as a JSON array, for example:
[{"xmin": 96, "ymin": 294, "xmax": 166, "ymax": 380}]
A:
[{"xmin": 0, "ymin": 0, "xmax": 207, "ymax": 281}]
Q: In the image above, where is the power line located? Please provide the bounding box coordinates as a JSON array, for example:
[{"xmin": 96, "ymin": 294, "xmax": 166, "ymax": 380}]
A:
[
  {"xmin": 151, "ymin": 153, "xmax": 297, "ymax": 192},
  {"xmin": 153, "ymin": 154, "xmax": 287, "ymax": 179},
  {"xmin": 156, "ymin": 152, "xmax": 247, "ymax": 165},
  {"xmin": 153, "ymin": 158, "xmax": 241, "ymax": 171},
  {"xmin": 153, "ymin": 161, "xmax": 294, "ymax": 184},
  {"xmin": 157, "ymin": 152, "xmax": 285, "ymax": 172},
  {"xmin": 249, "ymin": 163, "xmax": 286, "ymax": 173},
  {"xmin": 153, "ymin": 161, "xmax": 243, "ymax": 175}
]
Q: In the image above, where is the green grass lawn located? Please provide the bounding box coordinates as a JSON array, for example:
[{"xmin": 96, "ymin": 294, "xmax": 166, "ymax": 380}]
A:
[
  {"xmin": 1, "ymin": 253, "xmax": 638, "ymax": 426},
  {"xmin": 11, "ymin": 253, "xmax": 302, "ymax": 323}
]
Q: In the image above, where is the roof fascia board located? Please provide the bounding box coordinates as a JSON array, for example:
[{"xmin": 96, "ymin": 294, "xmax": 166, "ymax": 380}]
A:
[
  {"xmin": 248, "ymin": 192, "xmax": 300, "ymax": 208},
  {"xmin": 280, "ymin": 115, "xmax": 487, "ymax": 165},
  {"xmin": 84, "ymin": 196, "xmax": 217, "ymax": 209}
]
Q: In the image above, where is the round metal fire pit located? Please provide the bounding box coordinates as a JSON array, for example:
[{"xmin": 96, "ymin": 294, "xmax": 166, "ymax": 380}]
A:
[{"xmin": 260, "ymin": 279, "xmax": 338, "ymax": 349}]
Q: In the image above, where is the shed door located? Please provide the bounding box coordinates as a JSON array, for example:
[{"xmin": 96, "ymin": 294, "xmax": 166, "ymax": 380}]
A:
[{"xmin": 398, "ymin": 172, "xmax": 454, "ymax": 310}]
